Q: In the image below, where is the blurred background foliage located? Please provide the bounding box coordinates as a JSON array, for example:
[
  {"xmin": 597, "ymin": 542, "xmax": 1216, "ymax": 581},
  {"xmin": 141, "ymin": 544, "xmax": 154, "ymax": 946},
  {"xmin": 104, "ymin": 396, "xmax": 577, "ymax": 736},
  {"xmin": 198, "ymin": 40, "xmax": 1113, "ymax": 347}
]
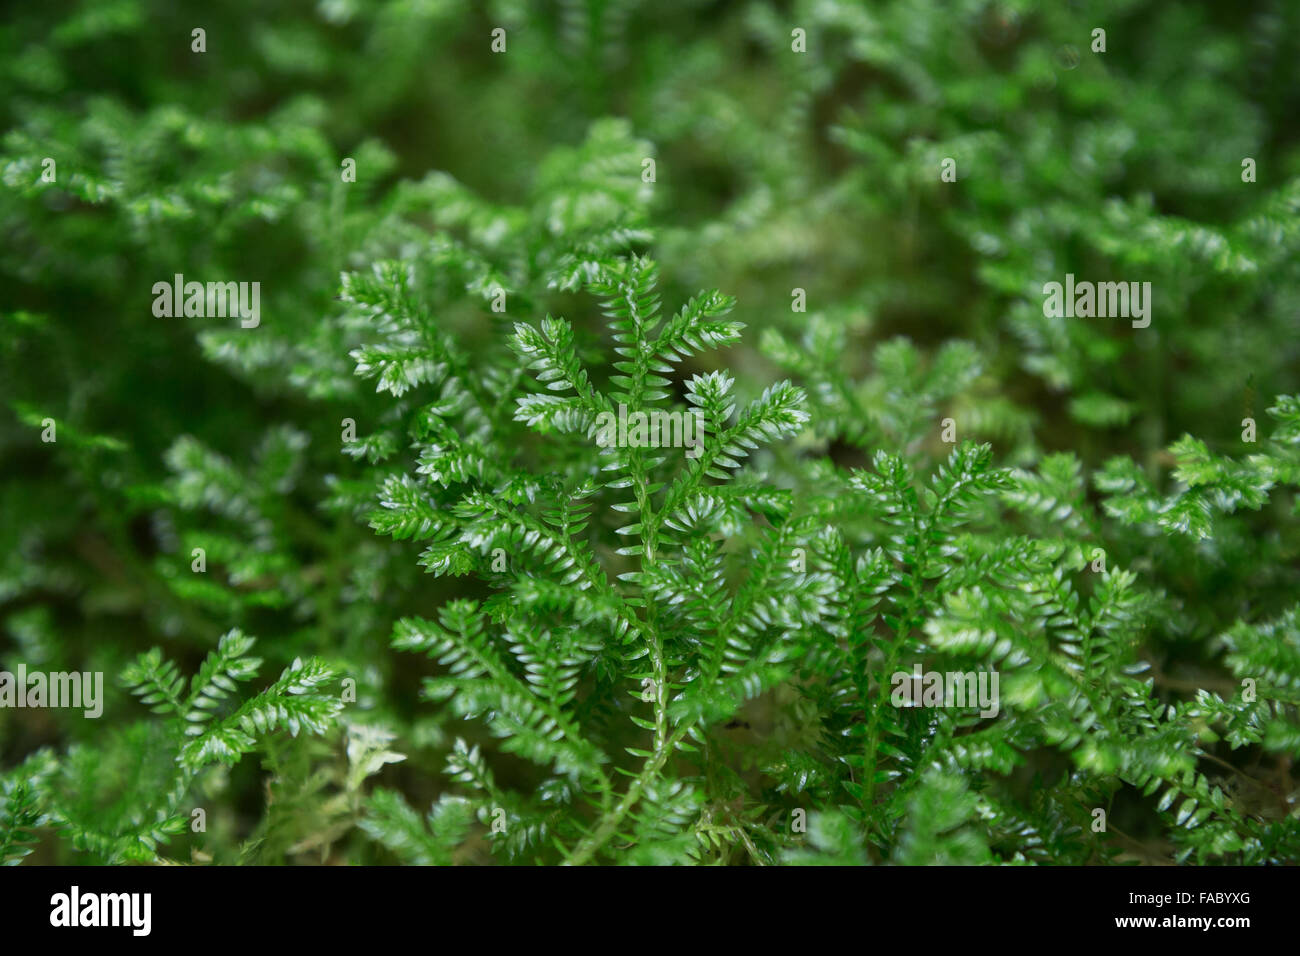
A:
[{"xmin": 2, "ymin": 0, "xmax": 1299, "ymax": 863}]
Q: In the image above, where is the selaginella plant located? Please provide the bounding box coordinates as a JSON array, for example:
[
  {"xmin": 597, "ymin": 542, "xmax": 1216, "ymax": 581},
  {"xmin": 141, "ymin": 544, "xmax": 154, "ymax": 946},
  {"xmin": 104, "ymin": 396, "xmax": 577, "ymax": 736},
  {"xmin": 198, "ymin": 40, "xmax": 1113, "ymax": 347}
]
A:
[
  {"xmin": 4, "ymin": 0, "xmax": 1300, "ymax": 868},
  {"xmin": 354, "ymin": 253, "xmax": 813, "ymax": 863},
  {"xmin": 5, "ymin": 230, "xmax": 1300, "ymax": 863},
  {"xmin": 337, "ymin": 247, "xmax": 1299, "ymax": 865}
]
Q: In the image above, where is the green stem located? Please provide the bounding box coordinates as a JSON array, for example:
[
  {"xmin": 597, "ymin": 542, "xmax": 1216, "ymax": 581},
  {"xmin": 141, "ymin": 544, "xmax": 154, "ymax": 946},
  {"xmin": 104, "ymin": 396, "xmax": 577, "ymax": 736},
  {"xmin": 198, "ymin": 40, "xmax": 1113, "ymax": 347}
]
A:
[{"xmin": 564, "ymin": 722, "xmax": 693, "ymax": 866}]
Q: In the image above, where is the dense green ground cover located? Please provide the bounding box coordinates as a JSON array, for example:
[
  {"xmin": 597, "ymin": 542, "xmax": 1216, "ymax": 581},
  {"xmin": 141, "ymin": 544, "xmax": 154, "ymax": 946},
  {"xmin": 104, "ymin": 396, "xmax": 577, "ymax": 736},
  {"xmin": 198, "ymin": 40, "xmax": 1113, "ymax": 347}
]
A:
[{"xmin": 2, "ymin": 0, "xmax": 1299, "ymax": 865}]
